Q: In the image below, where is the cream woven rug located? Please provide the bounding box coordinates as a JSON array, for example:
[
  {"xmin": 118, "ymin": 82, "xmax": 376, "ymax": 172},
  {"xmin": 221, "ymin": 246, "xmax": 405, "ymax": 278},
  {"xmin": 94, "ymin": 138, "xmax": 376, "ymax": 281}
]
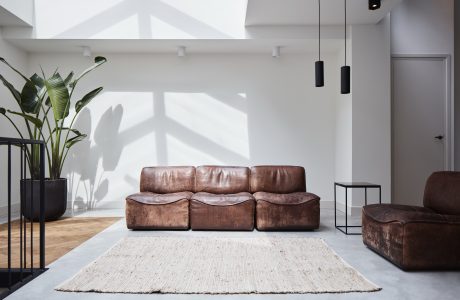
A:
[{"xmin": 56, "ymin": 237, "xmax": 380, "ymax": 294}]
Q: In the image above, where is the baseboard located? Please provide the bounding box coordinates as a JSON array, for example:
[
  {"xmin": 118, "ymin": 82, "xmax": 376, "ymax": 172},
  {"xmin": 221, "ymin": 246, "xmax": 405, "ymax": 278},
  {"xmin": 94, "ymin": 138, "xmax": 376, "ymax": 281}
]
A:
[
  {"xmin": 0, "ymin": 203, "xmax": 20, "ymax": 220},
  {"xmin": 321, "ymin": 200, "xmax": 362, "ymax": 216}
]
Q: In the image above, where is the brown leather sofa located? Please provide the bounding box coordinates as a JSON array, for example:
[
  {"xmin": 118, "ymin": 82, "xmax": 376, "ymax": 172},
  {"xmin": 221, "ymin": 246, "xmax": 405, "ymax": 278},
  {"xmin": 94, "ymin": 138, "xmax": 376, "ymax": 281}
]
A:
[
  {"xmin": 125, "ymin": 165, "xmax": 320, "ymax": 231},
  {"xmin": 362, "ymin": 171, "xmax": 460, "ymax": 270}
]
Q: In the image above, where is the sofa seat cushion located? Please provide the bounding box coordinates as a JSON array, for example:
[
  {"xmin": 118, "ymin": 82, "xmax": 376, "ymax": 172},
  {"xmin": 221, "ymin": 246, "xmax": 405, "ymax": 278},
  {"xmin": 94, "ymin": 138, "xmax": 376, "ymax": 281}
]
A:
[
  {"xmin": 253, "ymin": 192, "xmax": 319, "ymax": 205},
  {"xmin": 126, "ymin": 191, "xmax": 193, "ymax": 205},
  {"xmin": 190, "ymin": 193, "xmax": 255, "ymax": 230},
  {"xmin": 363, "ymin": 204, "xmax": 460, "ymax": 225},
  {"xmin": 191, "ymin": 192, "xmax": 254, "ymax": 206},
  {"xmin": 125, "ymin": 197, "xmax": 190, "ymax": 230},
  {"xmin": 255, "ymin": 193, "xmax": 320, "ymax": 231}
]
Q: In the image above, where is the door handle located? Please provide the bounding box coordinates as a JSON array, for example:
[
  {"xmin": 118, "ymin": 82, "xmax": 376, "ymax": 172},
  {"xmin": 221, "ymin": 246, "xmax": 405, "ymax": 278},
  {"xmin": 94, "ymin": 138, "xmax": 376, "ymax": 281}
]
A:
[{"xmin": 434, "ymin": 135, "xmax": 444, "ymax": 140}]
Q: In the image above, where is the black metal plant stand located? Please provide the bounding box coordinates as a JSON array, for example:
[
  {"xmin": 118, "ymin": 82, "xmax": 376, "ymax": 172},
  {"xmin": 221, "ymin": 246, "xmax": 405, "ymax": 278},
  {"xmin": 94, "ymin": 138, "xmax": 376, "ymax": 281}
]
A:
[
  {"xmin": 334, "ymin": 182, "xmax": 382, "ymax": 235},
  {"xmin": 0, "ymin": 137, "xmax": 47, "ymax": 299}
]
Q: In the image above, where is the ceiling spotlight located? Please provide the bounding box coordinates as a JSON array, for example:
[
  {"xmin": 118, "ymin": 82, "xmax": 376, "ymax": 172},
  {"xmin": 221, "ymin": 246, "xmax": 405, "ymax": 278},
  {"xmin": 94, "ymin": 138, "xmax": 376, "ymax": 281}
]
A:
[
  {"xmin": 272, "ymin": 46, "xmax": 281, "ymax": 58},
  {"xmin": 369, "ymin": 0, "xmax": 381, "ymax": 10},
  {"xmin": 82, "ymin": 46, "xmax": 92, "ymax": 57},
  {"xmin": 177, "ymin": 46, "xmax": 186, "ymax": 57}
]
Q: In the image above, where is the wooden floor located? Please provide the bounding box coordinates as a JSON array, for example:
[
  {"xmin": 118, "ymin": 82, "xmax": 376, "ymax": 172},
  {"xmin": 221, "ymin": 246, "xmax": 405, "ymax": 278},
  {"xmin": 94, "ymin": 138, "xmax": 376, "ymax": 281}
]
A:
[{"xmin": 0, "ymin": 217, "xmax": 121, "ymax": 268}]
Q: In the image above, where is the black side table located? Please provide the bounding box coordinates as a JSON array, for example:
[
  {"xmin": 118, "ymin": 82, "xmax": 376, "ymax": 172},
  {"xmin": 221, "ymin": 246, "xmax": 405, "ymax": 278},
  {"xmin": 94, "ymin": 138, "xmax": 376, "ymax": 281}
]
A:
[{"xmin": 334, "ymin": 182, "xmax": 382, "ymax": 235}]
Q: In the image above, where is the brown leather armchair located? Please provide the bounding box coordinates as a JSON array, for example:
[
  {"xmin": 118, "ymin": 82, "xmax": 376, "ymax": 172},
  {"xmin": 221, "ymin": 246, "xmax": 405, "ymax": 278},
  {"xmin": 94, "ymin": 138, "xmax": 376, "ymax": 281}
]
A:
[{"xmin": 362, "ymin": 172, "xmax": 460, "ymax": 270}]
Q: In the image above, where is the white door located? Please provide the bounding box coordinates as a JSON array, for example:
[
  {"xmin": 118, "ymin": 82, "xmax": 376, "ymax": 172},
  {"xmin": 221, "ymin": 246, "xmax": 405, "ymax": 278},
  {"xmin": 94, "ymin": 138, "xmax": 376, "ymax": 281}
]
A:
[{"xmin": 392, "ymin": 57, "xmax": 448, "ymax": 206}]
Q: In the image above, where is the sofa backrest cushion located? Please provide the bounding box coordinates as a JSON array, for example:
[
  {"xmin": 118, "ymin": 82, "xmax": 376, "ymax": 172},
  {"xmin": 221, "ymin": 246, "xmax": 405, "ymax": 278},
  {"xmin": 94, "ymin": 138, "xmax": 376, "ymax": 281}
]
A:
[
  {"xmin": 250, "ymin": 166, "xmax": 306, "ymax": 194},
  {"xmin": 140, "ymin": 166, "xmax": 195, "ymax": 193},
  {"xmin": 195, "ymin": 166, "xmax": 250, "ymax": 194},
  {"xmin": 423, "ymin": 171, "xmax": 460, "ymax": 215}
]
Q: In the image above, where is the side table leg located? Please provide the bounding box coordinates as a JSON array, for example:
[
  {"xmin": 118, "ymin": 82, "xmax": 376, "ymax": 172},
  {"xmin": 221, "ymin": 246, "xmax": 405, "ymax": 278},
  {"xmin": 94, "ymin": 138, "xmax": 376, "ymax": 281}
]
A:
[
  {"xmin": 365, "ymin": 187, "xmax": 368, "ymax": 206},
  {"xmin": 379, "ymin": 186, "xmax": 382, "ymax": 204},
  {"xmin": 334, "ymin": 184, "xmax": 337, "ymax": 228},
  {"xmin": 345, "ymin": 187, "xmax": 348, "ymax": 234}
]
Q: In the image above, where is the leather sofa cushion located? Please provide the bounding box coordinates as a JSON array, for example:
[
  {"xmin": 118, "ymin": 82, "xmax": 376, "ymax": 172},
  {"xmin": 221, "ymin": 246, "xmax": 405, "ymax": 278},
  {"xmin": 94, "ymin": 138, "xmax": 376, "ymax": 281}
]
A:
[
  {"xmin": 250, "ymin": 166, "xmax": 306, "ymax": 193},
  {"xmin": 256, "ymin": 198, "xmax": 320, "ymax": 230},
  {"xmin": 423, "ymin": 171, "xmax": 460, "ymax": 215},
  {"xmin": 140, "ymin": 166, "xmax": 195, "ymax": 194},
  {"xmin": 190, "ymin": 198, "xmax": 255, "ymax": 230},
  {"xmin": 126, "ymin": 198, "xmax": 189, "ymax": 230},
  {"xmin": 127, "ymin": 191, "xmax": 193, "ymax": 205},
  {"xmin": 195, "ymin": 166, "xmax": 250, "ymax": 194},
  {"xmin": 191, "ymin": 192, "xmax": 254, "ymax": 206},
  {"xmin": 253, "ymin": 192, "xmax": 319, "ymax": 205},
  {"xmin": 363, "ymin": 204, "xmax": 460, "ymax": 225}
]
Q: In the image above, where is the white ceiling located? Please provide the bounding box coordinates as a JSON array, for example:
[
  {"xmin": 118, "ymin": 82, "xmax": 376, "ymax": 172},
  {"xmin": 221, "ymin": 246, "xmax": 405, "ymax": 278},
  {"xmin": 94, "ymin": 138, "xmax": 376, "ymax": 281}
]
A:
[
  {"xmin": 0, "ymin": 0, "xmax": 34, "ymax": 26},
  {"xmin": 7, "ymin": 38, "xmax": 343, "ymax": 55},
  {"xmin": 0, "ymin": 6, "xmax": 31, "ymax": 26},
  {"xmin": 246, "ymin": 0, "xmax": 402, "ymax": 26},
  {"xmin": 2, "ymin": 0, "xmax": 403, "ymax": 54}
]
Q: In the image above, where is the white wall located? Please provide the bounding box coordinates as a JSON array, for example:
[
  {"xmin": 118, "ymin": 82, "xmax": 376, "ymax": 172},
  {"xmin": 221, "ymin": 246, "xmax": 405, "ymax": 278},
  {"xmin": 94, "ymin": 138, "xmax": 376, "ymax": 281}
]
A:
[
  {"xmin": 334, "ymin": 36, "xmax": 353, "ymax": 210},
  {"xmin": 0, "ymin": 29, "xmax": 28, "ymax": 212},
  {"xmin": 391, "ymin": 0, "xmax": 457, "ymax": 171},
  {"xmin": 455, "ymin": 1, "xmax": 460, "ymax": 171},
  {"xmin": 350, "ymin": 19, "xmax": 392, "ymax": 211},
  {"xmin": 26, "ymin": 52, "xmax": 339, "ymax": 210},
  {"xmin": 333, "ymin": 19, "xmax": 392, "ymax": 214},
  {"xmin": 391, "ymin": 0, "xmax": 454, "ymax": 55}
]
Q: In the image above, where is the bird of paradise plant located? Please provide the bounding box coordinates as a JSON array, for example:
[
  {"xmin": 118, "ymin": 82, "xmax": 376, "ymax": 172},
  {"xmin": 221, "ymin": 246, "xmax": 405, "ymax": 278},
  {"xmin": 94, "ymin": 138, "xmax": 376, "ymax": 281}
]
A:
[{"xmin": 0, "ymin": 56, "xmax": 107, "ymax": 179}]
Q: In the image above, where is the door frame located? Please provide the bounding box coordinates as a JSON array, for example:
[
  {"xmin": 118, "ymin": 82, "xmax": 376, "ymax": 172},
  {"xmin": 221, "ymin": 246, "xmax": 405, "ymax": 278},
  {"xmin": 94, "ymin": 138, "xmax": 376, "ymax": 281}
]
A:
[{"xmin": 391, "ymin": 54, "xmax": 455, "ymax": 171}]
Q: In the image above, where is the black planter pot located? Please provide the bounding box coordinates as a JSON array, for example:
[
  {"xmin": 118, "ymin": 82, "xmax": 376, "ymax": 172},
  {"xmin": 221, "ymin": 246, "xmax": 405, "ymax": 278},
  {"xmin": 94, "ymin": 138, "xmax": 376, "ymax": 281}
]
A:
[{"xmin": 20, "ymin": 178, "xmax": 67, "ymax": 221}]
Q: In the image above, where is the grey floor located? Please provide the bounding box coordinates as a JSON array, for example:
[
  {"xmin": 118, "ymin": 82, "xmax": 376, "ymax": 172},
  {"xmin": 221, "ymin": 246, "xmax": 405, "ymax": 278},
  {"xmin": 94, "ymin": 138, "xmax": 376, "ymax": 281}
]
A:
[{"xmin": 5, "ymin": 208, "xmax": 460, "ymax": 300}]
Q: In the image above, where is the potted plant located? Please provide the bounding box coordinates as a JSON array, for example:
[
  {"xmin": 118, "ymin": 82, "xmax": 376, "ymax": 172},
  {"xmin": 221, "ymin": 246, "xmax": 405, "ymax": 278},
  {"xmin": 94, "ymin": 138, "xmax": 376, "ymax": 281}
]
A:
[{"xmin": 0, "ymin": 56, "xmax": 107, "ymax": 220}]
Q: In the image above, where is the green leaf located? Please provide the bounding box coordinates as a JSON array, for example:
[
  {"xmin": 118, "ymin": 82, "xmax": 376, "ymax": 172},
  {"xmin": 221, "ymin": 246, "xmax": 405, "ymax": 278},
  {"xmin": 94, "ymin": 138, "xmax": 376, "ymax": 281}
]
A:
[
  {"xmin": 0, "ymin": 74, "xmax": 22, "ymax": 106},
  {"xmin": 71, "ymin": 56, "xmax": 107, "ymax": 88},
  {"xmin": 51, "ymin": 127, "xmax": 82, "ymax": 136},
  {"xmin": 0, "ymin": 57, "xmax": 32, "ymax": 84},
  {"xmin": 20, "ymin": 80, "xmax": 40, "ymax": 113},
  {"xmin": 75, "ymin": 87, "xmax": 103, "ymax": 113},
  {"xmin": 7, "ymin": 110, "xmax": 43, "ymax": 128},
  {"xmin": 45, "ymin": 73, "xmax": 70, "ymax": 121},
  {"xmin": 65, "ymin": 133, "xmax": 87, "ymax": 148},
  {"xmin": 30, "ymin": 73, "xmax": 45, "ymax": 89},
  {"xmin": 31, "ymin": 74, "xmax": 48, "ymax": 108},
  {"xmin": 63, "ymin": 71, "xmax": 74, "ymax": 86}
]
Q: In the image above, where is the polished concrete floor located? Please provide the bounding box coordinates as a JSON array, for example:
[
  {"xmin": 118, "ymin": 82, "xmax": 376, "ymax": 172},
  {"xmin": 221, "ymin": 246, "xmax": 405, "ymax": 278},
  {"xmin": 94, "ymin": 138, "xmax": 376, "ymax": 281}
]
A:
[{"xmin": 5, "ymin": 208, "xmax": 460, "ymax": 300}]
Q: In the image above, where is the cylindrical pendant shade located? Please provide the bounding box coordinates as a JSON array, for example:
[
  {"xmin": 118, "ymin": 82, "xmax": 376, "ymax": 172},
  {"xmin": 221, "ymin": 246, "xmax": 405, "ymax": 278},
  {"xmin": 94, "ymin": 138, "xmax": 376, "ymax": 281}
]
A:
[
  {"xmin": 341, "ymin": 66, "xmax": 350, "ymax": 94},
  {"xmin": 315, "ymin": 61, "xmax": 324, "ymax": 87}
]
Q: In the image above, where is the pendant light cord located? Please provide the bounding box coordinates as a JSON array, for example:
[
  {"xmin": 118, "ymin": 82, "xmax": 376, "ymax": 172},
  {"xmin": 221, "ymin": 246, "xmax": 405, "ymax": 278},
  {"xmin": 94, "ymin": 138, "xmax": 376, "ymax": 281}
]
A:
[
  {"xmin": 344, "ymin": 0, "xmax": 347, "ymax": 66},
  {"xmin": 318, "ymin": 0, "xmax": 321, "ymax": 61}
]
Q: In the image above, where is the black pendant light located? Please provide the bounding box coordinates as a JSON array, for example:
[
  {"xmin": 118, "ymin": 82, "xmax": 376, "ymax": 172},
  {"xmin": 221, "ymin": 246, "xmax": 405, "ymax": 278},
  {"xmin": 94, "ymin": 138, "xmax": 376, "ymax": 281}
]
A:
[
  {"xmin": 315, "ymin": 0, "xmax": 324, "ymax": 87},
  {"xmin": 341, "ymin": 0, "xmax": 350, "ymax": 94}
]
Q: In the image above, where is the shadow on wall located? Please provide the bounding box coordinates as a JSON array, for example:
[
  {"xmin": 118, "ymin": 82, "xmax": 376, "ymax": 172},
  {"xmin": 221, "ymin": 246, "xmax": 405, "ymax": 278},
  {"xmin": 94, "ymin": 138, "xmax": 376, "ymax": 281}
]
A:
[
  {"xmin": 56, "ymin": 54, "xmax": 336, "ymax": 211},
  {"xmin": 43, "ymin": 0, "xmax": 236, "ymax": 39},
  {"xmin": 68, "ymin": 105, "xmax": 124, "ymax": 210},
  {"xmin": 65, "ymin": 91, "xmax": 251, "ymax": 211}
]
